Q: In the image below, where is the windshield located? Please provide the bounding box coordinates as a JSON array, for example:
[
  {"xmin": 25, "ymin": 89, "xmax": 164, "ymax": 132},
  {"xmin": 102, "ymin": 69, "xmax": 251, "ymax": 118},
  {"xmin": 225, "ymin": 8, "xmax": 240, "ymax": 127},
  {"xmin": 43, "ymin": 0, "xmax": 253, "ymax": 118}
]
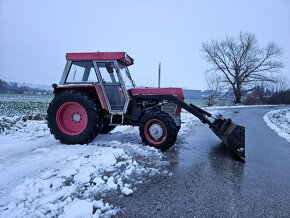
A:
[{"xmin": 117, "ymin": 62, "xmax": 135, "ymax": 89}]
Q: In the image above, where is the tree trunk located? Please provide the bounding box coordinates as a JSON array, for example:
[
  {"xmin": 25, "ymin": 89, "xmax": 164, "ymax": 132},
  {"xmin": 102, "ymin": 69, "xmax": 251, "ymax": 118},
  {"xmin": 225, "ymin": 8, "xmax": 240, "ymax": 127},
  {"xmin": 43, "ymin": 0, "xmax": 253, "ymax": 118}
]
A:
[
  {"xmin": 235, "ymin": 95, "xmax": 241, "ymax": 104},
  {"xmin": 233, "ymin": 85, "xmax": 242, "ymax": 104}
]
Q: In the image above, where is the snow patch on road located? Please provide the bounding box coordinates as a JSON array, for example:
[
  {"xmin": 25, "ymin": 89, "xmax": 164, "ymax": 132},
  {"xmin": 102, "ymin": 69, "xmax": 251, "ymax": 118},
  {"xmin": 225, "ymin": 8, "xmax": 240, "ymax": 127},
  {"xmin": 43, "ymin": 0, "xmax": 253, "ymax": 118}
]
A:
[
  {"xmin": 263, "ymin": 108, "xmax": 290, "ymax": 143},
  {"xmin": 0, "ymin": 140, "xmax": 164, "ymax": 217},
  {"xmin": 61, "ymin": 199, "xmax": 94, "ymax": 218}
]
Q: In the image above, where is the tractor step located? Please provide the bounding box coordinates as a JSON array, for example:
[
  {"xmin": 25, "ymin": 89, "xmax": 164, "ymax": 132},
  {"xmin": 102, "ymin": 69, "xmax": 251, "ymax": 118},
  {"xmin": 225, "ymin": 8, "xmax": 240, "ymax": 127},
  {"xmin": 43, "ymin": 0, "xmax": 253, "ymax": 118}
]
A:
[{"xmin": 110, "ymin": 114, "xmax": 124, "ymax": 125}]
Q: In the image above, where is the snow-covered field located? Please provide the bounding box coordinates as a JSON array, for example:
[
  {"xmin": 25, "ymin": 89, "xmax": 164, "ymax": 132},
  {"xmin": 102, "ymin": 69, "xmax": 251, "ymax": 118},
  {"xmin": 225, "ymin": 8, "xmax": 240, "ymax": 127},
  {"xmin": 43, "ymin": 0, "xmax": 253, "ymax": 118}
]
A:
[{"xmin": 263, "ymin": 108, "xmax": 290, "ymax": 143}]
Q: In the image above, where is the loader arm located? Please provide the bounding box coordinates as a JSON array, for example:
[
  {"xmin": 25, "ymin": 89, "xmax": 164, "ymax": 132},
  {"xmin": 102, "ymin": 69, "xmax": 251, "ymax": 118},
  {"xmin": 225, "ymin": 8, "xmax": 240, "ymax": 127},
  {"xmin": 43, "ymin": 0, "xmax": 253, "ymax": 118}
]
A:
[{"xmin": 134, "ymin": 94, "xmax": 245, "ymax": 161}]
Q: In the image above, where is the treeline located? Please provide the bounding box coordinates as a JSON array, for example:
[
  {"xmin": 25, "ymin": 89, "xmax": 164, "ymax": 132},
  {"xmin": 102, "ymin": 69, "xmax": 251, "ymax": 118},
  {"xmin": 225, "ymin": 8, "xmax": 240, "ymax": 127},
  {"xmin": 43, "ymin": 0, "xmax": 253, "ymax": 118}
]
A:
[
  {"xmin": 244, "ymin": 86, "xmax": 290, "ymax": 105},
  {"xmin": 0, "ymin": 79, "xmax": 52, "ymax": 94}
]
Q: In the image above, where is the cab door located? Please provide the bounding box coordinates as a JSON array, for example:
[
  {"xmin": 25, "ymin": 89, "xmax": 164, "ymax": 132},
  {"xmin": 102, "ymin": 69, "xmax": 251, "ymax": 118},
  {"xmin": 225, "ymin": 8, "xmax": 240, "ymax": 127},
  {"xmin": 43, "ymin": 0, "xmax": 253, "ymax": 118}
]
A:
[{"xmin": 94, "ymin": 61, "xmax": 127, "ymax": 112}]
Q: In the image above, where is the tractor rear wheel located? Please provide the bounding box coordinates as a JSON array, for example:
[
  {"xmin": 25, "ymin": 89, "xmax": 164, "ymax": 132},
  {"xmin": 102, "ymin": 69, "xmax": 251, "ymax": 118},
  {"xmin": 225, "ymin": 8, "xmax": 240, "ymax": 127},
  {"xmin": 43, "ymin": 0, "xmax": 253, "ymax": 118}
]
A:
[
  {"xmin": 139, "ymin": 110, "xmax": 178, "ymax": 151},
  {"xmin": 47, "ymin": 92, "xmax": 103, "ymax": 144}
]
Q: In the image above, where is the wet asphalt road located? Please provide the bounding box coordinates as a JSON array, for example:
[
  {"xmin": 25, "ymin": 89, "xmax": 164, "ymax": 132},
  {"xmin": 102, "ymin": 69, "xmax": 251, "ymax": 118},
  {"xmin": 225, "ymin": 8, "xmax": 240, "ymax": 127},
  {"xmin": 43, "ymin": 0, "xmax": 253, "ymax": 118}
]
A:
[{"xmin": 109, "ymin": 106, "xmax": 290, "ymax": 217}]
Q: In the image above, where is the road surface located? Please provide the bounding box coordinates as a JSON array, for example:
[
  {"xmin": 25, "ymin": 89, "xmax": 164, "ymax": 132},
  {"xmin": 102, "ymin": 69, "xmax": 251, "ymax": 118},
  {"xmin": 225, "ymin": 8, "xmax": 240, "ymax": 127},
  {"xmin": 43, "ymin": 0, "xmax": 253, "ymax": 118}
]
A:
[{"xmin": 107, "ymin": 106, "xmax": 290, "ymax": 217}]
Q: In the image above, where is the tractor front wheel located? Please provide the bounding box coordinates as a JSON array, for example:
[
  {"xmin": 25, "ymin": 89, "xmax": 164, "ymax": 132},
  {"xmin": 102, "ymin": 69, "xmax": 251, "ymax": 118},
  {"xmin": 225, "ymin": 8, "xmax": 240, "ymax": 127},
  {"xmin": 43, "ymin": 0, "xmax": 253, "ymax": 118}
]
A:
[
  {"xmin": 139, "ymin": 110, "xmax": 178, "ymax": 151},
  {"xmin": 47, "ymin": 92, "xmax": 103, "ymax": 144}
]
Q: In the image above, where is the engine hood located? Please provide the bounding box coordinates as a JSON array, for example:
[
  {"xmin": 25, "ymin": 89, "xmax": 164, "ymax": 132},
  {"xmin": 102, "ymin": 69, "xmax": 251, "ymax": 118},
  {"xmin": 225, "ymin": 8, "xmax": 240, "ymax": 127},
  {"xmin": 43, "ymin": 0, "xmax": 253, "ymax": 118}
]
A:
[{"xmin": 129, "ymin": 88, "xmax": 184, "ymax": 100}]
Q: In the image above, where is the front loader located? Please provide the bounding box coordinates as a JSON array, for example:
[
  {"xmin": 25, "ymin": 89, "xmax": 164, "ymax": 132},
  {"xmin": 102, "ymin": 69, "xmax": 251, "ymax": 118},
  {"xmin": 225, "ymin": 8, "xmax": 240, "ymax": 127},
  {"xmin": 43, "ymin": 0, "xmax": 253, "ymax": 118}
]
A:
[{"xmin": 47, "ymin": 52, "xmax": 245, "ymax": 161}]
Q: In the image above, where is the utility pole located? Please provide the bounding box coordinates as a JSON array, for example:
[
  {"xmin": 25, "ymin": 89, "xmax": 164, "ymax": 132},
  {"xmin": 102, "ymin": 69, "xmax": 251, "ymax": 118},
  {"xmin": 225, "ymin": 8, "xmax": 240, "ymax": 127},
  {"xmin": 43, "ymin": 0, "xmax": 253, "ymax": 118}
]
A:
[{"xmin": 158, "ymin": 62, "xmax": 161, "ymax": 88}]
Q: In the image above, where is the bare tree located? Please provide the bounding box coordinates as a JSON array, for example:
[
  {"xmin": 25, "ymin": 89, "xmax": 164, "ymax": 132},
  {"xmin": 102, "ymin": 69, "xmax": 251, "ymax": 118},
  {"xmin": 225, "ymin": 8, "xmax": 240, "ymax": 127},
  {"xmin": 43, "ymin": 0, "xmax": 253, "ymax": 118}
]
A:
[
  {"xmin": 272, "ymin": 74, "xmax": 289, "ymax": 93},
  {"xmin": 202, "ymin": 32, "xmax": 284, "ymax": 103},
  {"xmin": 205, "ymin": 73, "xmax": 221, "ymax": 106}
]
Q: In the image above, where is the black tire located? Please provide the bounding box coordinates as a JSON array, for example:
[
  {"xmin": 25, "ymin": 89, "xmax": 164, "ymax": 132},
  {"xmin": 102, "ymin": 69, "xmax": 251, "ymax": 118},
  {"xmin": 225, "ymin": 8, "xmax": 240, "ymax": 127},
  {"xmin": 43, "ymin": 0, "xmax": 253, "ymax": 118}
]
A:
[
  {"xmin": 47, "ymin": 92, "xmax": 103, "ymax": 144},
  {"xmin": 139, "ymin": 110, "xmax": 178, "ymax": 151},
  {"xmin": 100, "ymin": 125, "xmax": 116, "ymax": 134},
  {"xmin": 176, "ymin": 125, "xmax": 181, "ymax": 133}
]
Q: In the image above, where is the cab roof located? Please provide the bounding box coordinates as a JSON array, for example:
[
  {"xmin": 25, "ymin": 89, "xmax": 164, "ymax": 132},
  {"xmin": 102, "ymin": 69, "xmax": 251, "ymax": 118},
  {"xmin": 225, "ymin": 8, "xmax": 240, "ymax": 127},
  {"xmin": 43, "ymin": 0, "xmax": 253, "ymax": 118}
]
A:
[{"xmin": 66, "ymin": 52, "xmax": 134, "ymax": 66}]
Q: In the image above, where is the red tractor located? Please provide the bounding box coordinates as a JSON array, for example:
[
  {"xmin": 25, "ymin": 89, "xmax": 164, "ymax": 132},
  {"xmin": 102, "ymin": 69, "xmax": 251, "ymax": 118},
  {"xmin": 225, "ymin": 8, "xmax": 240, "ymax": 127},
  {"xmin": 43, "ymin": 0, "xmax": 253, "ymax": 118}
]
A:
[{"xmin": 47, "ymin": 52, "xmax": 245, "ymax": 160}]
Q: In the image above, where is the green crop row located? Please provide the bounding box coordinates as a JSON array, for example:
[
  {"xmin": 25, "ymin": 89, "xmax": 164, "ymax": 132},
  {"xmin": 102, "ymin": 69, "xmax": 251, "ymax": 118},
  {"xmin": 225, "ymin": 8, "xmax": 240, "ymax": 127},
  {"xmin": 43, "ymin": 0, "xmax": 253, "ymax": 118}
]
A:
[{"xmin": 0, "ymin": 93, "xmax": 53, "ymax": 118}]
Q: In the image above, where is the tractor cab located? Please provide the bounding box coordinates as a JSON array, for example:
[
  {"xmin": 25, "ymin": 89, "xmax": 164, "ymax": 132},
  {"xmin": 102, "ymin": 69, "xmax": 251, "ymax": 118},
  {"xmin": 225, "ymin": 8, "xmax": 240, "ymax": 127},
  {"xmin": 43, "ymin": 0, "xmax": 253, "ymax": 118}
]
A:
[{"xmin": 58, "ymin": 52, "xmax": 135, "ymax": 114}]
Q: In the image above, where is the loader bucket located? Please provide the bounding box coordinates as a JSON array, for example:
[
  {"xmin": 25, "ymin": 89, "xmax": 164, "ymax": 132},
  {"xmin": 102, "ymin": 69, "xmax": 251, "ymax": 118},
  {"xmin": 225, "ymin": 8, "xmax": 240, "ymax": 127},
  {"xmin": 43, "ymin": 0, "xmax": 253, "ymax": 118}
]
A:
[{"xmin": 213, "ymin": 119, "xmax": 245, "ymax": 161}]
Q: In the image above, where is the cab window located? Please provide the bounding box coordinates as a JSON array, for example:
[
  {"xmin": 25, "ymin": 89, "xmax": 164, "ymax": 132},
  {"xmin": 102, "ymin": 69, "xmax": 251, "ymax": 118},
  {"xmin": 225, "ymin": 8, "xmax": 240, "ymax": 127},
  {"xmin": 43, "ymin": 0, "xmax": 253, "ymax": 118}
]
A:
[
  {"xmin": 66, "ymin": 61, "xmax": 98, "ymax": 83},
  {"xmin": 96, "ymin": 62, "xmax": 119, "ymax": 83}
]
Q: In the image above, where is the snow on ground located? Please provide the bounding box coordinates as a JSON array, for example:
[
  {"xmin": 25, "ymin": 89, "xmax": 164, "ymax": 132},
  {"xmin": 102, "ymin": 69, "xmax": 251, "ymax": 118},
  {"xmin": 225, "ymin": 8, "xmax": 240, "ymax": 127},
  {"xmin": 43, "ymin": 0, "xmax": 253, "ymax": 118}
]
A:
[
  {"xmin": 0, "ymin": 110, "xmax": 209, "ymax": 217},
  {"xmin": 263, "ymin": 108, "xmax": 290, "ymax": 143},
  {"xmin": 0, "ymin": 119, "xmax": 167, "ymax": 217}
]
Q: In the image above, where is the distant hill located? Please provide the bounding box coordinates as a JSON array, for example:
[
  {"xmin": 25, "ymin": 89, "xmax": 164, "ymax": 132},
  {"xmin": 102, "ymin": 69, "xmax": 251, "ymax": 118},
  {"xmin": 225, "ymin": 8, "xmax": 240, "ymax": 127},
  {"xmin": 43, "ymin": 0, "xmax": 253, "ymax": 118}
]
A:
[
  {"xmin": 19, "ymin": 82, "xmax": 52, "ymax": 91},
  {"xmin": 0, "ymin": 79, "xmax": 52, "ymax": 94}
]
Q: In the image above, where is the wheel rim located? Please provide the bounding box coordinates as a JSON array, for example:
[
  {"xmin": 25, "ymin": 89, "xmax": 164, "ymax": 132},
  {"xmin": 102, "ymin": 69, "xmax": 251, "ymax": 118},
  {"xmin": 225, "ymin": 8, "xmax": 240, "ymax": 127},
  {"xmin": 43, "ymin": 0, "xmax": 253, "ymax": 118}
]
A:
[
  {"xmin": 56, "ymin": 102, "xmax": 88, "ymax": 136},
  {"xmin": 144, "ymin": 119, "xmax": 167, "ymax": 145}
]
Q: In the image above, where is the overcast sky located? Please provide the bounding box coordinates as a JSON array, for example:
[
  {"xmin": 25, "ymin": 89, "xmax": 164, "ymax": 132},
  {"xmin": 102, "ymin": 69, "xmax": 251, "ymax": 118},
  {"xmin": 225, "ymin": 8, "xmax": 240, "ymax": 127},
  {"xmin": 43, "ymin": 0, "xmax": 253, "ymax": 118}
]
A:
[{"xmin": 0, "ymin": 0, "xmax": 289, "ymax": 90}]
